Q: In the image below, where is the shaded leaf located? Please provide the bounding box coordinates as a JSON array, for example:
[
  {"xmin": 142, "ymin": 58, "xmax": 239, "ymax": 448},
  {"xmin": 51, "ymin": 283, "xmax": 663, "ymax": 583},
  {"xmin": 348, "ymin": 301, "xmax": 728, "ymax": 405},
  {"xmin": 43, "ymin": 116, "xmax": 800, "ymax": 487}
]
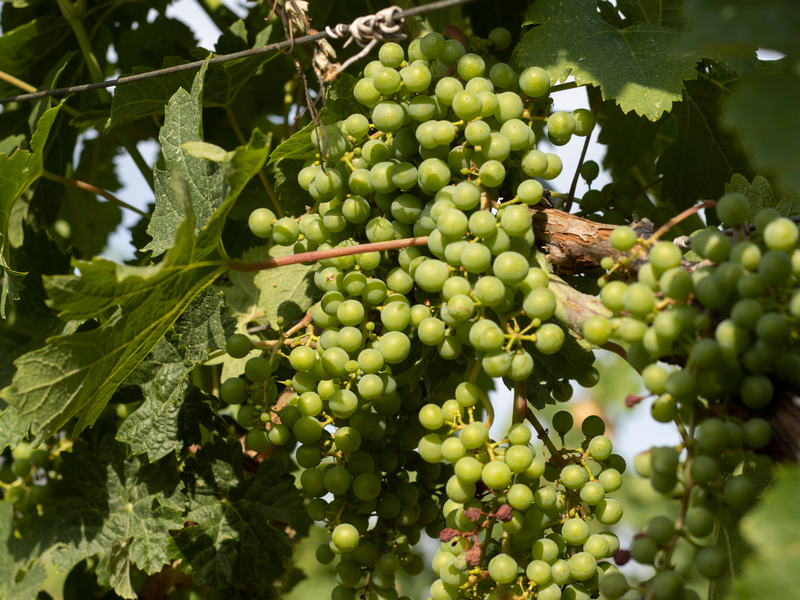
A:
[
  {"xmin": 0, "ymin": 105, "xmax": 61, "ymax": 317},
  {"xmin": 597, "ymin": 100, "xmax": 668, "ymax": 176},
  {"xmin": 0, "ymin": 405, "xmax": 29, "ymax": 453},
  {"xmin": 722, "ymin": 71, "xmax": 800, "ymax": 194},
  {"xmin": 223, "ymin": 244, "xmax": 319, "ymax": 333},
  {"xmin": 515, "ymin": 0, "xmax": 701, "ymax": 120},
  {"xmin": 617, "ymin": 0, "xmax": 689, "ymax": 29},
  {"xmin": 684, "ymin": 0, "xmax": 800, "ymax": 58},
  {"xmin": 657, "ymin": 78, "xmax": 752, "ymax": 210},
  {"xmin": 273, "ymin": 158, "xmax": 309, "ymax": 218},
  {"xmin": 725, "ymin": 174, "xmax": 800, "ymax": 222},
  {"xmin": 1, "ymin": 72, "xmax": 270, "ymax": 439},
  {"xmin": 0, "ymin": 503, "xmax": 48, "ymax": 600},
  {"xmin": 169, "ymin": 442, "xmax": 304, "ymax": 587},
  {"xmin": 45, "ymin": 438, "xmax": 186, "ymax": 576}
]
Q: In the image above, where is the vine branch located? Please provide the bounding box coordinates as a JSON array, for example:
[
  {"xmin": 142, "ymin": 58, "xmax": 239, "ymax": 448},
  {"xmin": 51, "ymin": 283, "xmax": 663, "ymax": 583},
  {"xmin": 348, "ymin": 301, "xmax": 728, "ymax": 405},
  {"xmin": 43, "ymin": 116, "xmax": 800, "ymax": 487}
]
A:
[
  {"xmin": 41, "ymin": 170, "xmax": 150, "ymax": 218},
  {"xmin": 227, "ymin": 236, "xmax": 430, "ymax": 272}
]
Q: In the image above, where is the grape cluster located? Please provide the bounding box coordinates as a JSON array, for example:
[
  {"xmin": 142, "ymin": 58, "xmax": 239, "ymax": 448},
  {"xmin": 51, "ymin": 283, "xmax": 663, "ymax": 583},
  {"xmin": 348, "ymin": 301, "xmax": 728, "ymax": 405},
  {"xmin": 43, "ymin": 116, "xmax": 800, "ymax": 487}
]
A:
[
  {"xmin": 426, "ymin": 406, "xmax": 627, "ymax": 600},
  {"xmin": 583, "ymin": 193, "xmax": 797, "ymax": 599},
  {"xmin": 1, "ymin": 440, "xmax": 59, "ymax": 516},
  {"xmin": 217, "ymin": 25, "xmax": 615, "ymax": 600}
]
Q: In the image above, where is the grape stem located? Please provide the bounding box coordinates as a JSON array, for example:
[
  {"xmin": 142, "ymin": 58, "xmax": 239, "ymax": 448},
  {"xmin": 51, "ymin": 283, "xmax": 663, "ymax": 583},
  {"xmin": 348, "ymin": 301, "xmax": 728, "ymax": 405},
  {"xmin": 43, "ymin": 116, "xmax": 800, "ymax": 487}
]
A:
[
  {"xmin": 564, "ymin": 93, "xmax": 601, "ymax": 213},
  {"xmin": 524, "ymin": 405, "xmax": 569, "ymax": 468},
  {"xmin": 651, "ymin": 200, "xmax": 717, "ymax": 240},
  {"xmin": 470, "ymin": 361, "xmax": 495, "ymax": 429},
  {"xmin": 227, "ymin": 236, "xmax": 430, "ymax": 271}
]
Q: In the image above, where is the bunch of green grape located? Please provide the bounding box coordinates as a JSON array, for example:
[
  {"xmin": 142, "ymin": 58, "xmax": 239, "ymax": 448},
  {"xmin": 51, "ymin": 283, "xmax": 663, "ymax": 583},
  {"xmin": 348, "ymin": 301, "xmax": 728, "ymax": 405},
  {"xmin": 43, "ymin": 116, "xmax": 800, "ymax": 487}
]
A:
[
  {"xmin": 220, "ymin": 24, "xmax": 613, "ymax": 600},
  {"xmin": 1, "ymin": 440, "xmax": 59, "ymax": 516},
  {"xmin": 579, "ymin": 192, "xmax": 797, "ymax": 599},
  {"xmin": 422, "ymin": 399, "xmax": 627, "ymax": 600}
]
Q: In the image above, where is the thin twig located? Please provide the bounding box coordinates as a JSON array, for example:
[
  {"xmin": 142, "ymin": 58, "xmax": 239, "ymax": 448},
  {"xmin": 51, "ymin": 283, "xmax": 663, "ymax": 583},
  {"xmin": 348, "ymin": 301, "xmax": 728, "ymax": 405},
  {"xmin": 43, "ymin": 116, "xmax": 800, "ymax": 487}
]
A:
[
  {"xmin": 652, "ymin": 200, "xmax": 717, "ymax": 240},
  {"xmin": 0, "ymin": 0, "xmax": 480, "ymax": 106},
  {"xmin": 41, "ymin": 170, "xmax": 150, "ymax": 218},
  {"xmin": 565, "ymin": 94, "xmax": 601, "ymax": 213},
  {"xmin": 525, "ymin": 407, "xmax": 568, "ymax": 468},
  {"xmin": 227, "ymin": 236, "xmax": 430, "ymax": 272}
]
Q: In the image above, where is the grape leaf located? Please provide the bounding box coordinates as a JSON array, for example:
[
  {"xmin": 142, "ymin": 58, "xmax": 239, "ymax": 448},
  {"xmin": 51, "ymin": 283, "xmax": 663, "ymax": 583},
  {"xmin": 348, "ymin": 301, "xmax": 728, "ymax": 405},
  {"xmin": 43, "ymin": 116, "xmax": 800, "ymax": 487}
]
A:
[
  {"xmin": 684, "ymin": 0, "xmax": 800, "ymax": 58},
  {"xmin": 107, "ymin": 23, "xmax": 278, "ymax": 131},
  {"xmin": 0, "ymin": 70, "xmax": 270, "ymax": 439},
  {"xmin": 223, "ymin": 244, "xmax": 320, "ymax": 333},
  {"xmin": 0, "ymin": 16, "xmax": 72, "ymax": 99},
  {"xmin": 657, "ymin": 78, "xmax": 752, "ymax": 210},
  {"xmin": 727, "ymin": 466, "xmax": 800, "ymax": 600},
  {"xmin": 0, "ymin": 104, "xmax": 61, "ymax": 317},
  {"xmin": 617, "ymin": 0, "xmax": 689, "ymax": 30},
  {"xmin": 725, "ymin": 174, "xmax": 800, "ymax": 222},
  {"xmin": 172, "ymin": 286, "xmax": 237, "ymax": 363},
  {"xmin": 722, "ymin": 71, "xmax": 800, "ymax": 195},
  {"xmin": 43, "ymin": 438, "xmax": 187, "ymax": 577},
  {"xmin": 515, "ymin": 0, "xmax": 701, "ymax": 120},
  {"xmin": 597, "ymin": 100, "xmax": 668, "ymax": 176},
  {"xmin": 143, "ymin": 61, "xmax": 225, "ymax": 258},
  {"xmin": 0, "ymin": 405, "xmax": 29, "ymax": 453},
  {"xmin": 273, "ymin": 158, "xmax": 309, "ymax": 218},
  {"xmin": 0, "ymin": 134, "xmax": 25, "ymax": 156},
  {"xmin": 168, "ymin": 442, "xmax": 304, "ymax": 588},
  {"xmin": 0, "ymin": 502, "xmax": 48, "ymax": 600}
]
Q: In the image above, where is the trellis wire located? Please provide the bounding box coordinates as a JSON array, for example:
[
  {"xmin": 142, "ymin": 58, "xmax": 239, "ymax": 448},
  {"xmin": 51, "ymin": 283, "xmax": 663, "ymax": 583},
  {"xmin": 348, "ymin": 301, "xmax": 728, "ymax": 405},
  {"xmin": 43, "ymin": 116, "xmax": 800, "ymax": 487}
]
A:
[{"xmin": 0, "ymin": 0, "xmax": 478, "ymax": 106}]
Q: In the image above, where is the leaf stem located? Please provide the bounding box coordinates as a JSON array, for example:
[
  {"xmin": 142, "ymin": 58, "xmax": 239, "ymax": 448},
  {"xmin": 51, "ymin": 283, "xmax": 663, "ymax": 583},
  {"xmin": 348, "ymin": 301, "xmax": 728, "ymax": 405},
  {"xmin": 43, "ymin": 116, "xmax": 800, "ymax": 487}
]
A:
[
  {"xmin": 40, "ymin": 170, "xmax": 150, "ymax": 217},
  {"xmin": 224, "ymin": 105, "xmax": 284, "ymax": 217},
  {"xmin": 548, "ymin": 81, "xmax": 580, "ymax": 94},
  {"xmin": 227, "ymin": 236, "xmax": 430, "ymax": 272}
]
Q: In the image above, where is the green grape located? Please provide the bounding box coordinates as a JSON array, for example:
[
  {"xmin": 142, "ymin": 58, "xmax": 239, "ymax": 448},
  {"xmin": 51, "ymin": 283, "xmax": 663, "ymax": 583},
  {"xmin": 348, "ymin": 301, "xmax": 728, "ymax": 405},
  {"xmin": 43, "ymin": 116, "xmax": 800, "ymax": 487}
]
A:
[
  {"xmin": 535, "ymin": 323, "xmax": 565, "ymax": 354},
  {"xmin": 651, "ymin": 570, "xmax": 684, "ymax": 600},
  {"xmin": 246, "ymin": 428, "xmax": 272, "ymax": 453},
  {"xmin": 509, "ymin": 351, "xmax": 535, "ymax": 380},
  {"xmin": 562, "ymin": 518, "xmax": 590, "ymax": 545},
  {"xmin": 694, "ymin": 546, "xmax": 726, "ymax": 579},
  {"xmin": 595, "ymin": 498, "xmax": 623, "ymax": 525},
  {"xmin": 610, "ymin": 226, "xmax": 637, "ymax": 251},
  {"xmin": 690, "ymin": 455, "xmax": 719, "ymax": 486},
  {"xmin": 294, "ymin": 416, "xmax": 323, "ymax": 444},
  {"xmin": 272, "ymin": 218, "xmax": 300, "ymax": 246},
  {"xmin": 552, "ymin": 410, "xmax": 573, "ymax": 433},
  {"xmin": 221, "ymin": 377, "xmax": 247, "ymax": 404},
  {"xmin": 490, "ymin": 62, "xmax": 517, "ymax": 88},
  {"xmin": 460, "ymin": 421, "xmax": 489, "ymax": 449},
  {"xmin": 631, "ymin": 536, "xmax": 657, "ymax": 564},
  {"xmin": 573, "ymin": 109, "xmax": 596, "ymax": 136},
  {"xmin": 519, "ymin": 66, "xmax": 550, "ymax": 97},
  {"xmin": 724, "ymin": 475, "xmax": 757, "ymax": 511},
  {"xmin": 402, "ymin": 62, "xmax": 432, "ymax": 92},
  {"xmin": 377, "ymin": 331, "xmax": 411, "ymax": 364},
  {"xmin": 580, "ymin": 481, "xmax": 605, "ymax": 505},
  {"xmin": 482, "ymin": 132, "xmax": 511, "ymax": 162},
  {"xmin": 248, "ymin": 208, "xmax": 276, "ymax": 238},
  {"xmin": 685, "ymin": 506, "xmax": 715, "ymax": 538},
  {"xmin": 479, "ymin": 160, "xmax": 506, "ymax": 187},
  {"xmin": 435, "ymin": 76, "xmax": 463, "ymax": 105},
  {"xmin": 599, "ymin": 573, "xmax": 628, "ymax": 599},
  {"xmin": 569, "ymin": 552, "xmax": 597, "ymax": 581},
  {"xmin": 542, "ymin": 153, "xmax": 563, "ymax": 179},
  {"xmin": 547, "ymin": 111, "xmax": 576, "ymax": 138},
  {"xmin": 488, "ymin": 554, "xmax": 518, "ymax": 584},
  {"xmin": 744, "ymin": 418, "xmax": 771, "ymax": 449},
  {"xmin": 493, "ymin": 251, "xmax": 529, "ymax": 285},
  {"xmin": 332, "ymin": 523, "xmax": 360, "ymax": 552},
  {"xmin": 561, "ymin": 464, "xmax": 588, "ymax": 489},
  {"xmin": 523, "ymin": 287, "xmax": 557, "ymax": 320},
  {"xmin": 521, "ymin": 149, "xmax": 549, "ymax": 178}
]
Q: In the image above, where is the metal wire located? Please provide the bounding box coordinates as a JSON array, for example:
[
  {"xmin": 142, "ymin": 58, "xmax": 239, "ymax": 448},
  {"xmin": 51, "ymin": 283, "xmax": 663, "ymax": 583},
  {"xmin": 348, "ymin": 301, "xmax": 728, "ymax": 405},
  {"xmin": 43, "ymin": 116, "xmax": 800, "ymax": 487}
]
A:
[{"xmin": 0, "ymin": 0, "xmax": 478, "ymax": 106}]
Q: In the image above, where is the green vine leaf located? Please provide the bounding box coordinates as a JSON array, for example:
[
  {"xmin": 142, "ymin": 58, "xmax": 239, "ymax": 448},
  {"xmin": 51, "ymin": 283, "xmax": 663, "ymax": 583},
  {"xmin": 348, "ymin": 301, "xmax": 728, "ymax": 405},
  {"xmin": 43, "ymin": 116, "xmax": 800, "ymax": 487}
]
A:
[
  {"xmin": 0, "ymin": 501, "xmax": 48, "ymax": 600},
  {"xmin": 0, "ymin": 104, "xmax": 62, "ymax": 317},
  {"xmin": 44, "ymin": 438, "xmax": 187, "ymax": 577},
  {"xmin": 515, "ymin": 0, "xmax": 701, "ymax": 120},
  {"xmin": 725, "ymin": 174, "xmax": 800, "ymax": 221},
  {"xmin": 168, "ymin": 442, "xmax": 304, "ymax": 588},
  {"xmin": 657, "ymin": 78, "xmax": 753, "ymax": 210}
]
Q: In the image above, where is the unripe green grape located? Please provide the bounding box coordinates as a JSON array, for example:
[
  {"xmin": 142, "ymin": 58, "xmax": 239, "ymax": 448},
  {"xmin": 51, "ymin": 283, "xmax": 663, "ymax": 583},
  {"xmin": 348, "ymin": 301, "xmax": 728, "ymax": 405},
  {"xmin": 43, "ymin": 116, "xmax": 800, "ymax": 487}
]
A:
[
  {"xmin": 508, "ymin": 351, "xmax": 535, "ymax": 380},
  {"xmin": 249, "ymin": 208, "xmax": 276, "ymax": 238},
  {"xmin": 631, "ymin": 535, "xmax": 657, "ymax": 564},
  {"xmin": 561, "ymin": 464, "xmax": 588, "ymax": 489},
  {"xmin": 521, "ymin": 149, "xmax": 549, "ymax": 178},
  {"xmin": 600, "ymin": 572, "xmax": 628, "ymax": 599},
  {"xmin": 724, "ymin": 475, "xmax": 757, "ymax": 511},
  {"xmin": 743, "ymin": 418, "xmax": 771, "ymax": 448},
  {"xmin": 562, "ymin": 518, "xmax": 590, "ymax": 546},
  {"xmin": 535, "ymin": 323, "xmax": 565, "ymax": 354},
  {"xmin": 446, "ymin": 474, "xmax": 476, "ymax": 502},
  {"xmin": 573, "ymin": 108, "xmax": 596, "ymax": 136},
  {"xmin": 685, "ymin": 506, "xmax": 715, "ymax": 538},
  {"xmin": 332, "ymin": 523, "xmax": 360, "ymax": 553},
  {"xmin": 547, "ymin": 111, "xmax": 576, "ymax": 138},
  {"xmin": 488, "ymin": 554, "xmax": 518, "ymax": 584},
  {"xmin": 595, "ymin": 498, "xmax": 623, "ymax": 525},
  {"xmin": 246, "ymin": 428, "xmax": 272, "ymax": 453},
  {"xmin": 420, "ymin": 32, "xmax": 445, "ymax": 59},
  {"xmin": 652, "ymin": 570, "xmax": 684, "ymax": 600},
  {"xmin": 569, "ymin": 552, "xmax": 597, "ymax": 581},
  {"xmin": 610, "ymin": 226, "xmax": 637, "ymax": 252},
  {"xmin": 294, "ymin": 416, "xmax": 323, "ymax": 444},
  {"xmin": 272, "ymin": 217, "xmax": 300, "ymax": 246},
  {"xmin": 519, "ymin": 66, "xmax": 550, "ymax": 97},
  {"xmin": 220, "ymin": 377, "xmax": 247, "ymax": 405},
  {"xmin": 542, "ymin": 153, "xmax": 563, "ymax": 179},
  {"xmin": 598, "ymin": 468, "xmax": 622, "ymax": 493}
]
